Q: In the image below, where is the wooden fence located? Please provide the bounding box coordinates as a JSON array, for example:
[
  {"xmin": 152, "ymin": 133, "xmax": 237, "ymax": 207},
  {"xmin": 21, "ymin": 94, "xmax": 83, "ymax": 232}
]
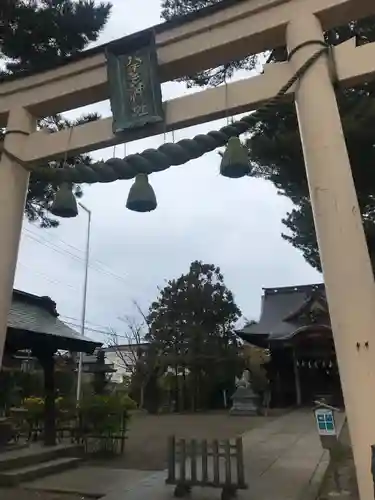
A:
[{"xmin": 166, "ymin": 436, "xmax": 247, "ymax": 498}]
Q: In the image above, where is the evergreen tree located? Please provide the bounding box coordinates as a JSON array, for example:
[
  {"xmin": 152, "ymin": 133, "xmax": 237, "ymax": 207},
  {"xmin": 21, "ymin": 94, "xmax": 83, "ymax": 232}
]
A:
[
  {"xmin": 146, "ymin": 261, "xmax": 242, "ymax": 411},
  {"xmin": 161, "ymin": 0, "xmax": 375, "ymax": 271},
  {"xmin": 0, "ymin": 0, "xmax": 111, "ymax": 227}
]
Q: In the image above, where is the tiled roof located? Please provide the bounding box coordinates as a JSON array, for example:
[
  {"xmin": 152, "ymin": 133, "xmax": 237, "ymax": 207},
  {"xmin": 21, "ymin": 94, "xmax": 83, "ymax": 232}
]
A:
[
  {"xmin": 6, "ymin": 290, "xmax": 101, "ymax": 353},
  {"xmin": 237, "ymin": 283, "xmax": 325, "ymax": 346}
]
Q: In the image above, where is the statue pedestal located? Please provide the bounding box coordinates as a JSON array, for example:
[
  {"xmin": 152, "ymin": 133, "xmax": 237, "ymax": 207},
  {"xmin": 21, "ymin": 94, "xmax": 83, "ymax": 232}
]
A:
[{"xmin": 230, "ymin": 385, "xmax": 260, "ymax": 416}]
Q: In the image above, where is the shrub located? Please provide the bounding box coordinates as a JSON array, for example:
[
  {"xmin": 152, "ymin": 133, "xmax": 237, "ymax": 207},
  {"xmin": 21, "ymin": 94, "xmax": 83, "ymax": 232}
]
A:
[
  {"xmin": 23, "ymin": 396, "xmax": 44, "ymax": 420},
  {"xmin": 79, "ymin": 393, "xmax": 136, "ymax": 436}
]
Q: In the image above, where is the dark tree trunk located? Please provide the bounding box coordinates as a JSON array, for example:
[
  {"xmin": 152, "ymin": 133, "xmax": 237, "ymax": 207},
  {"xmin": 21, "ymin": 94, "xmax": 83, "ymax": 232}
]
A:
[{"xmin": 144, "ymin": 369, "xmax": 160, "ymax": 414}]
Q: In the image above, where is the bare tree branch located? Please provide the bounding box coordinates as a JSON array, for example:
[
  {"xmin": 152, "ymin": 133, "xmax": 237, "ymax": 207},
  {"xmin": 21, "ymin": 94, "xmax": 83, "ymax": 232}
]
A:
[
  {"xmin": 107, "ymin": 324, "xmax": 141, "ymax": 376},
  {"xmin": 131, "ymin": 299, "xmax": 151, "ymax": 333},
  {"xmin": 106, "ymin": 301, "xmax": 150, "ymax": 379}
]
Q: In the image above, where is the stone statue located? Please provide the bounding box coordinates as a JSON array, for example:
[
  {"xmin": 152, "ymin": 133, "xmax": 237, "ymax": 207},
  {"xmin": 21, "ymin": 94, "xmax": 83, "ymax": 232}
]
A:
[
  {"xmin": 235, "ymin": 369, "xmax": 251, "ymax": 388},
  {"xmin": 230, "ymin": 369, "xmax": 260, "ymax": 416}
]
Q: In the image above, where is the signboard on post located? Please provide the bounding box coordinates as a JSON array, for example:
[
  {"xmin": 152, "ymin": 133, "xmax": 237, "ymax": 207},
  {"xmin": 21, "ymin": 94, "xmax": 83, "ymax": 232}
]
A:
[
  {"xmin": 106, "ymin": 30, "xmax": 164, "ymax": 134},
  {"xmin": 313, "ymin": 403, "xmax": 339, "ymax": 452},
  {"xmin": 313, "ymin": 404, "xmax": 347, "ymax": 495},
  {"xmin": 315, "ymin": 407, "xmax": 336, "ymax": 436}
]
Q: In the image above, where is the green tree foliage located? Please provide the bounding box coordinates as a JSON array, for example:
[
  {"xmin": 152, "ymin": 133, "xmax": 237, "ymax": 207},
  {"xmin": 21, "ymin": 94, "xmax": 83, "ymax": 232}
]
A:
[
  {"xmin": 161, "ymin": 0, "xmax": 375, "ymax": 271},
  {"xmin": 0, "ymin": 0, "xmax": 111, "ymax": 227},
  {"xmin": 1, "ymin": 0, "xmax": 111, "ymax": 74},
  {"xmin": 79, "ymin": 392, "xmax": 135, "ymax": 436},
  {"xmin": 146, "ymin": 260, "xmax": 243, "ymax": 411}
]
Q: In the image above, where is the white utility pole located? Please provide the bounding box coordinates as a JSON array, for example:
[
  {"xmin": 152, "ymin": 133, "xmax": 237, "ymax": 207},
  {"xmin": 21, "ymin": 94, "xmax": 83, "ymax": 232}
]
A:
[{"xmin": 76, "ymin": 202, "xmax": 91, "ymax": 404}]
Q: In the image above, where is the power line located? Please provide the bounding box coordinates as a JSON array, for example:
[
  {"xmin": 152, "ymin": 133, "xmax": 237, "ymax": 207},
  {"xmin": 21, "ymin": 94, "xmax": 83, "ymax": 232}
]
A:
[
  {"xmin": 17, "ymin": 262, "xmax": 80, "ymax": 292},
  {"xmin": 59, "ymin": 315, "xmax": 113, "ymax": 331},
  {"xmin": 63, "ymin": 321, "xmax": 130, "ymax": 340},
  {"xmin": 17, "ymin": 259, "xmax": 129, "ymax": 308},
  {"xmin": 23, "ymin": 230, "xmax": 89, "ymax": 266},
  {"xmin": 17, "ymin": 263, "xmax": 137, "ymax": 340},
  {"xmin": 60, "ymin": 312, "xmax": 148, "ymax": 335},
  {"xmin": 18, "ymin": 253, "xmax": 136, "ymax": 306},
  {"xmin": 19, "ymin": 226, "xmax": 150, "ymax": 333},
  {"xmin": 38, "ymin": 228, "xmax": 128, "ymax": 282},
  {"xmin": 22, "ymin": 227, "xmax": 131, "ymax": 286},
  {"xmin": 23, "ymin": 226, "xmax": 125, "ymax": 281}
]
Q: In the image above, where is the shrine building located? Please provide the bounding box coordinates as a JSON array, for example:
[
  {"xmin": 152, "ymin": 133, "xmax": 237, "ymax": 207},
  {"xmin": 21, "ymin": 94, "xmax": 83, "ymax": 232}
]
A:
[{"xmin": 236, "ymin": 284, "xmax": 343, "ymax": 408}]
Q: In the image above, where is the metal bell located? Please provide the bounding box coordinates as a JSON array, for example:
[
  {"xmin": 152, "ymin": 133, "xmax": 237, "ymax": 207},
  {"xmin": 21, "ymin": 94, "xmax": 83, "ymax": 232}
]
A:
[
  {"xmin": 220, "ymin": 137, "xmax": 250, "ymax": 178},
  {"xmin": 50, "ymin": 182, "xmax": 78, "ymax": 218},
  {"xmin": 126, "ymin": 173, "xmax": 157, "ymax": 212}
]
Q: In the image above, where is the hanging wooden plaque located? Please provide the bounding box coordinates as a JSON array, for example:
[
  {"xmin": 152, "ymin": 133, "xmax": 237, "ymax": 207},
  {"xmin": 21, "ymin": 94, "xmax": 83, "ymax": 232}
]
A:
[{"xmin": 106, "ymin": 30, "xmax": 164, "ymax": 134}]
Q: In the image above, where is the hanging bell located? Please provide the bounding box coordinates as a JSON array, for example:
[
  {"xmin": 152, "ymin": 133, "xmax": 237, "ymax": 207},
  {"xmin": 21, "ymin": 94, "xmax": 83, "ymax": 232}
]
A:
[
  {"xmin": 126, "ymin": 173, "xmax": 157, "ymax": 213},
  {"xmin": 220, "ymin": 137, "xmax": 250, "ymax": 178},
  {"xmin": 50, "ymin": 182, "xmax": 78, "ymax": 218}
]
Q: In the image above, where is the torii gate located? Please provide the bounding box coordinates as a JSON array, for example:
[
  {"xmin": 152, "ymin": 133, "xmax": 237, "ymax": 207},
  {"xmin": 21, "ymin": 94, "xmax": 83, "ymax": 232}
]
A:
[{"xmin": 1, "ymin": 0, "xmax": 375, "ymax": 496}]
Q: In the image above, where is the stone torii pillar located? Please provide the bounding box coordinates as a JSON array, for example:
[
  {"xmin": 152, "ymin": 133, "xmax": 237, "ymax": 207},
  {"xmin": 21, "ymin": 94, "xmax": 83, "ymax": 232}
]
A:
[
  {"xmin": 0, "ymin": 108, "xmax": 36, "ymax": 364},
  {"xmin": 287, "ymin": 13, "xmax": 375, "ymax": 500}
]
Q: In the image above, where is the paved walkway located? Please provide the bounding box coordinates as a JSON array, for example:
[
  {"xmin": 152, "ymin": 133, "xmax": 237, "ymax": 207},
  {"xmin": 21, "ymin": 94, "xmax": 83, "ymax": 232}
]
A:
[
  {"xmin": 240, "ymin": 409, "xmax": 344, "ymax": 500},
  {"xmin": 26, "ymin": 468, "xmax": 153, "ymax": 497},
  {"xmin": 26, "ymin": 410, "xmax": 345, "ymax": 500}
]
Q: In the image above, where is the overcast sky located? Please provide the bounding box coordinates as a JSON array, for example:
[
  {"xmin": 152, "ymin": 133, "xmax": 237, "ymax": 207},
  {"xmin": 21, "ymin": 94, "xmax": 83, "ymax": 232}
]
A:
[{"xmin": 14, "ymin": 0, "xmax": 321, "ymax": 344}]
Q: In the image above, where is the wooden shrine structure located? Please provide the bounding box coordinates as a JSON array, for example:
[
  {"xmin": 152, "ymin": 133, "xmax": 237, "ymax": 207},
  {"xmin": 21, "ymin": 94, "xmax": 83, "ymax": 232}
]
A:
[
  {"xmin": 2, "ymin": 290, "xmax": 100, "ymax": 446},
  {"xmin": 237, "ymin": 284, "xmax": 342, "ymax": 408}
]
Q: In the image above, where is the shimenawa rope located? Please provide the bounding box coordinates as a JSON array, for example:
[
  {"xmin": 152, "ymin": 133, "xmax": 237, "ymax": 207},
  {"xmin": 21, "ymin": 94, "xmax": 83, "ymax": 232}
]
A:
[{"xmin": 2, "ymin": 41, "xmax": 330, "ymax": 185}]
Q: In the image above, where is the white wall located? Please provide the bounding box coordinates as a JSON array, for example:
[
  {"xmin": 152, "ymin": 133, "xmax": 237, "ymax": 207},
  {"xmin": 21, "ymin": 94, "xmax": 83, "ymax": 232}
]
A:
[{"xmin": 105, "ymin": 348, "xmax": 137, "ymax": 383}]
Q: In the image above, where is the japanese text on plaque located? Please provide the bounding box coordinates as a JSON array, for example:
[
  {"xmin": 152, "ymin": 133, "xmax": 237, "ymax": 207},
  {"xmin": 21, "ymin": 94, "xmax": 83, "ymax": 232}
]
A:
[{"xmin": 126, "ymin": 55, "xmax": 148, "ymax": 117}]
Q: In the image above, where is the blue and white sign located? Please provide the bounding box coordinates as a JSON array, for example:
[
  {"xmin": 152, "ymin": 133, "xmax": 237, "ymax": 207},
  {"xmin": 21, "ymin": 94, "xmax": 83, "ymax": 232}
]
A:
[{"xmin": 314, "ymin": 408, "xmax": 336, "ymax": 436}]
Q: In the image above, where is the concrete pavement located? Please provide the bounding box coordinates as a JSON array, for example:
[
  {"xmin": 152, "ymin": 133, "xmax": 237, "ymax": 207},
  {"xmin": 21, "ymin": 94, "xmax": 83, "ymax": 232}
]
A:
[
  {"xmin": 240, "ymin": 409, "xmax": 345, "ymax": 500},
  {"xmin": 25, "ymin": 467, "xmax": 153, "ymax": 497}
]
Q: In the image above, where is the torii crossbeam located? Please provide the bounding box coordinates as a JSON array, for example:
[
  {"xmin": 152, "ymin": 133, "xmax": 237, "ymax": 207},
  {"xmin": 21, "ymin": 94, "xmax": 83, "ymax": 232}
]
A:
[{"xmin": 1, "ymin": 0, "xmax": 375, "ymax": 497}]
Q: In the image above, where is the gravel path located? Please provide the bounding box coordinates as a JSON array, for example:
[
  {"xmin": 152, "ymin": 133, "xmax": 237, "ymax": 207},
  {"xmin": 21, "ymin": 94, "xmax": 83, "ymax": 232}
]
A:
[{"xmin": 90, "ymin": 410, "xmax": 279, "ymax": 470}]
